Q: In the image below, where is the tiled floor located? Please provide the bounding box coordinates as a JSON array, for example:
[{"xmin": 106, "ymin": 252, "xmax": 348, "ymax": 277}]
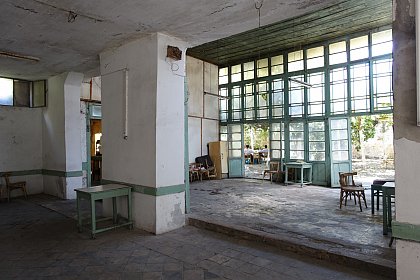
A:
[
  {"xmin": 0, "ymin": 196, "xmax": 385, "ymax": 280},
  {"xmin": 190, "ymin": 179, "xmax": 395, "ymax": 263}
]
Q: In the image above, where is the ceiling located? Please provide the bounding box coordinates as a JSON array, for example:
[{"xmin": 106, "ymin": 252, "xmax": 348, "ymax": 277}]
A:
[
  {"xmin": 188, "ymin": 0, "xmax": 392, "ymax": 66},
  {"xmin": 0, "ymin": 0, "xmax": 343, "ymax": 80}
]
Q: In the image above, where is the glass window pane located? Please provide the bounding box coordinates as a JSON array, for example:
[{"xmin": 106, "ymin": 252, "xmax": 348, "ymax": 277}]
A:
[
  {"xmin": 330, "ymin": 67, "xmax": 348, "ymax": 115},
  {"xmin": 350, "ymin": 35, "xmax": 368, "ymax": 61},
  {"xmin": 307, "ymin": 46, "xmax": 324, "ymax": 69},
  {"xmin": 219, "ymin": 67, "xmax": 228, "ymax": 85},
  {"xmin": 257, "ymin": 58, "xmax": 269, "ymax": 78},
  {"xmin": 13, "ymin": 80, "xmax": 30, "ymax": 107},
  {"xmin": 289, "ymin": 75, "xmax": 304, "ymax": 117},
  {"xmin": 272, "ymin": 79, "xmax": 284, "ymax": 118},
  {"xmin": 243, "ymin": 61, "xmax": 254, "ymax": 80},
  {"xmin": 329, "ymin": 41, "xmax": 347, "ymax": 65},
  {"xmin": 308, "ymin": 72, "xmax": 325, "ymax": 116},
  {"xmin": 288, "ymin": 50, "xmax": 304, "ymax": 72},
  {"xmin": 91, "ymin": 105, "xmax": 102, "ymax": 118},
  {"xmin": 0, "ymin": 78, "xmax": 13, "ymax": 106},
  {"xmin": 271, "ymin": 55, "xmax": 284, "ymax": 75},
  {"xmin": 350, "ymin": 63, "xmax": 370, "ymax": 113},
  {"xmin": 372, "ymin": 29, "xmax": 393, "ymax": 56},
  {"xmin": 230, "ymin": 64, "xmax": 241, "ymax": 82},
  {"xmin": 32, "ymin": 80, "xmax": 46, "ymax": 107},
  {"xmin": 373, "ymin": 58, "xmax": 393, "ymax": 111}
]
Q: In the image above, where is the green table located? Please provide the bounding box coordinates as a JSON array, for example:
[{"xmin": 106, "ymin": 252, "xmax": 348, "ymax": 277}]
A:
[
  {"xmin": 75, "ymin": 184, "xmax": 133, "ymax": 239},
  {"xmin": 284, "ymin": 162, "xmax": 312, "ymax": 187},
  {"xmin": 382, "ymin": 182, "xmax": 395, "ymax": 235}
]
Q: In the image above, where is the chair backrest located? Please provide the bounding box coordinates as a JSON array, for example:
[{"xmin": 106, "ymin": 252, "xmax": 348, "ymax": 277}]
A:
[
  {"xmin": 269, "ymin": 161, "xmax": 280, "ymax": 171},
  {"xmin": 339, "ymin": 172, "xmax": 357, "ymax": 187},
  {"xmin": 1, "ymin": 173, "xmax": 11, "ymax": 186}
]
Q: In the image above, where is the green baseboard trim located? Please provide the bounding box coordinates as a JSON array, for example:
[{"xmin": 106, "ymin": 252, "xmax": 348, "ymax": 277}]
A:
[
  {"xmin": 0, "ymin": 169, "xmax": 43, "ymax": 177},
  {"xmin": 101, "ymin": 179, "xmax": 185, "ymax": 196},
  {"xmin": 392, "ymin": 221, "xmax": 420, "ymax": 243},
  {"xmin": 42, "ymin": 169, "xmax": 83, "ymax": 177},
  {"xmin": 0, "ymin": 169, "xmax": 82, "ymax": 178}
]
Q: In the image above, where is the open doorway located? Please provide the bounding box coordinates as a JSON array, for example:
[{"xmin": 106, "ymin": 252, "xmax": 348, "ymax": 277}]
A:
[
  {"xmin": 351, "ymin": 114, "xmax": 394, "ymax": 186},
  {"xmin": 244, "ymin": 123, "xmax": 269, "ymax": 179},
  {"xmin": 90, "ymin": 119, "xmax": 102, "ymax": 185}
]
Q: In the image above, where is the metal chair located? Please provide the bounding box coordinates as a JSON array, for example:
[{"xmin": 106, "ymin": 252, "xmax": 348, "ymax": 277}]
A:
[{"xmin": 1, "ymin": 173, "xmax": 28, "ymax": 202}]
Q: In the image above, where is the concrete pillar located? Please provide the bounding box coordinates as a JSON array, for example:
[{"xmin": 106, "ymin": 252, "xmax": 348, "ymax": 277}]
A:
[
  {"xmin": 100, "ymin": 33, "xmax": 188, "ymax": 234},
  {"xmin": 393, "ymin": 0, "xmax": 420, "ymax": 278},
  {"xmin": 43, "ymin": 72, "xmax": 84, "ymax": 199}
]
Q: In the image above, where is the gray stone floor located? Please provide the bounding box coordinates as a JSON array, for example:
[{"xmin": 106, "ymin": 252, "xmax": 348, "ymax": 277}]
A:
[
  {"xmin": 190, "ymin": 179, "xmax": 395, "ymax": 262},
  {"xmin": 0, "ymin": 196, "xmax": 385, "ymax": 280}
]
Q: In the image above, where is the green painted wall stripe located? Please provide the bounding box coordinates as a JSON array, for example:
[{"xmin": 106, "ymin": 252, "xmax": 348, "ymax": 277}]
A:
[
  {"xmin": 101, "ymin": 179, "xmax": 185, "ymax": 197},
  {"xmin": 42, "ymin": 170, "xmax": 83, "ymax": 177},
  {"xmin": 0, "ymin": 170, "xmax": 43, "ymax": 176},
  {"xmin": 392, "ymin": 221, "xmax": 420, "ymax": 243},
  {"xmin": 0, "ymin": 169, "xmax": 83, "ymax": 178}
]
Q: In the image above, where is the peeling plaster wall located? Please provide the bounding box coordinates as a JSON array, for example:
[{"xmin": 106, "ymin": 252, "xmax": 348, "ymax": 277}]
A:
[
  {"xmin": 186, "ymin": 56, "xmax": 219, "ymax": 163},
  {"xmin": 0, "ymin": 106, "xmax": 43, "ymax": 195},
  {"xmin": 393, "ymin": 0, "xmax": 420, "ymax": 278}
]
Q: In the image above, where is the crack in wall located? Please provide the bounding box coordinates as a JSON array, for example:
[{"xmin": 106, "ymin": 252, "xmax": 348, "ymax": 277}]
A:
[
  {"xmin": 209, "ymin": 3, "xmax": 237, "ymax": 16},
  {"xmin": 13, "ymin": 4, "xmax": 38, "ymax": 14}
]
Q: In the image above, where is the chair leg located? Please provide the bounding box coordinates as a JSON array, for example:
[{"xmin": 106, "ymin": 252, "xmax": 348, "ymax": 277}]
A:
[
  {"xmin": 340, "ymin": 190, "xmax": 344, "ymax": 209},
  {"xmin": 362, "ymin": 191, "xmax": 367, "ymax": 208},
  {"xmin": 23, "ymin": 186, "xmax": 28, "ymax": 200},
  {"xmin": 357, "ymin": 192, "xmax": 362, "ymax": 211}
]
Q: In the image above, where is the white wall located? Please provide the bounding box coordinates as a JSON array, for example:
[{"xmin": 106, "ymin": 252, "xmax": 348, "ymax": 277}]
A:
[
  {"xmin": 100, "ymin": 35, "xmax": 158, "ymax": 187},
  {"xmin": 43, "ymin": 73, "xmax": 66, "ymax": 172},
  {"xmin": 186, "ymin": 56, "xmax": 219, "ymax": 163},
  {"xmin": 0, "ymin": 106, "xmax": 44, "ymax": 194},
  {"xmin": 43, "ymin": 72, "xmax": 83, "ymax": 199}
]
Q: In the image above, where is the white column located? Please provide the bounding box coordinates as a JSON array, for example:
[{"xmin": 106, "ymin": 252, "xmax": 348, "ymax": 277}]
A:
[
  {"xmin": 100, "ymin": 33, "xmax": 188, "ymax": 234},
  {"xmin": 43, "ymin": 72, "xmax": 83, "ymax": 199}
]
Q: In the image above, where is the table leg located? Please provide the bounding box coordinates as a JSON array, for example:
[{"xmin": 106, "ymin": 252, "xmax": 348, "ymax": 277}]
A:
[
  {"xmin": 387, "ymin": 194, "xmax": 392, "ymax": 233},
  {"xmin": 127, "ymin": 190, "xmax": 133, "ymax": 229},
  {"xmin": 371, "ymin": 190, "xmax": 375, "ymax": 215},
  {"xmin": 285, "ymin": 166, "xmax": 288, "ymax": 185},
  {"xmin": 300, "ymin": 167, "xmax": 304, "ymax": 187},
  {"xmin": 91, "ymin": 198, "xmax": 96, "ymax": 239},
  {"xmin": 76, "ymin": 195, "xmax": 82, "ymax": 232},
  {"xmin": 383, "ymin": 193, "xmax": 388, "ymax": 235},
  {"xmin": 112, "ymin": 197, "xmax": 117, "ymax": 224}
]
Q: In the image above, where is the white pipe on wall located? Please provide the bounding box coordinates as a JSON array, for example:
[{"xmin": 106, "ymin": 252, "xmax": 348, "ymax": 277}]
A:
[
  {"xmin": 416, "ymin": 0, "xmax": 420, "ymax": 126},
  {"xmin": 123, "ymin": 69, "xmax": 129, "ymax": 139}
]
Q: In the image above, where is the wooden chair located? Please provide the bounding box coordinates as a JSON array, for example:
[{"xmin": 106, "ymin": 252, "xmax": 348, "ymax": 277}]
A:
[
  {"xmin": 1, "ymin": 173, "xmax": 28, "ymax": 202},
  {"xmin": 263, "ymin": 161, "xmax": 283, "ymax": 183},
  {"xmin": 189, "ymin": 163, "xmax": 201, "ymax": 182},
  {"xmin": 339, "ymin": 172, "xmax": 367, "ymax": 211},
  {"xmin": 200, "ymin": 159, "xmax": 217, "ymax": 180}
]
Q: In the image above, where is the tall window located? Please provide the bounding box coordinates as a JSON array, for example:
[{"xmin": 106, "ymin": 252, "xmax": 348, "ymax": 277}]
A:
[
  {"xmin": 289, "ymin": 122, "xmax": 304, "ymax": 160},
  {"xmin": 244, "ymin": 83, "xmax": 254, "ymax": 120},
  {"xmin": 270, "ymin": 122, "xmax": 284, "ymax": 159},
  {"xmin": 256, "ymin": 81, "xmax": 269, "ymax": 119},
  {"xmin": 289, "ymin": 75, "xmax": 304, "ymax": 117},
  {"xmin": 308, "ymin": 122, "xmax": 325, "ymax": 161},
  {"xmin": 219, "ymin": 87, "xmax": 228, "ymax": 122},
  {"xmin": 307, "ymin": 72, "xmax": 325, "ymax": 116},
  {"xmin": 231, "ymin": 86, "xmax": 242, "ymax": 121},
  {"xmin": 350, "ymin": 63, "xmax": 370, "ymax": 113},
  {"xmin": 330, "ymin": 67, "xmax": 348, "ymax": 115},
  {"xmin": 272, "ymin": 79, "xmax": 284, "ymax": 118},
  {"xmin": 373, "ymin": 58, "xmax": 393, "ymax": 111}
]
